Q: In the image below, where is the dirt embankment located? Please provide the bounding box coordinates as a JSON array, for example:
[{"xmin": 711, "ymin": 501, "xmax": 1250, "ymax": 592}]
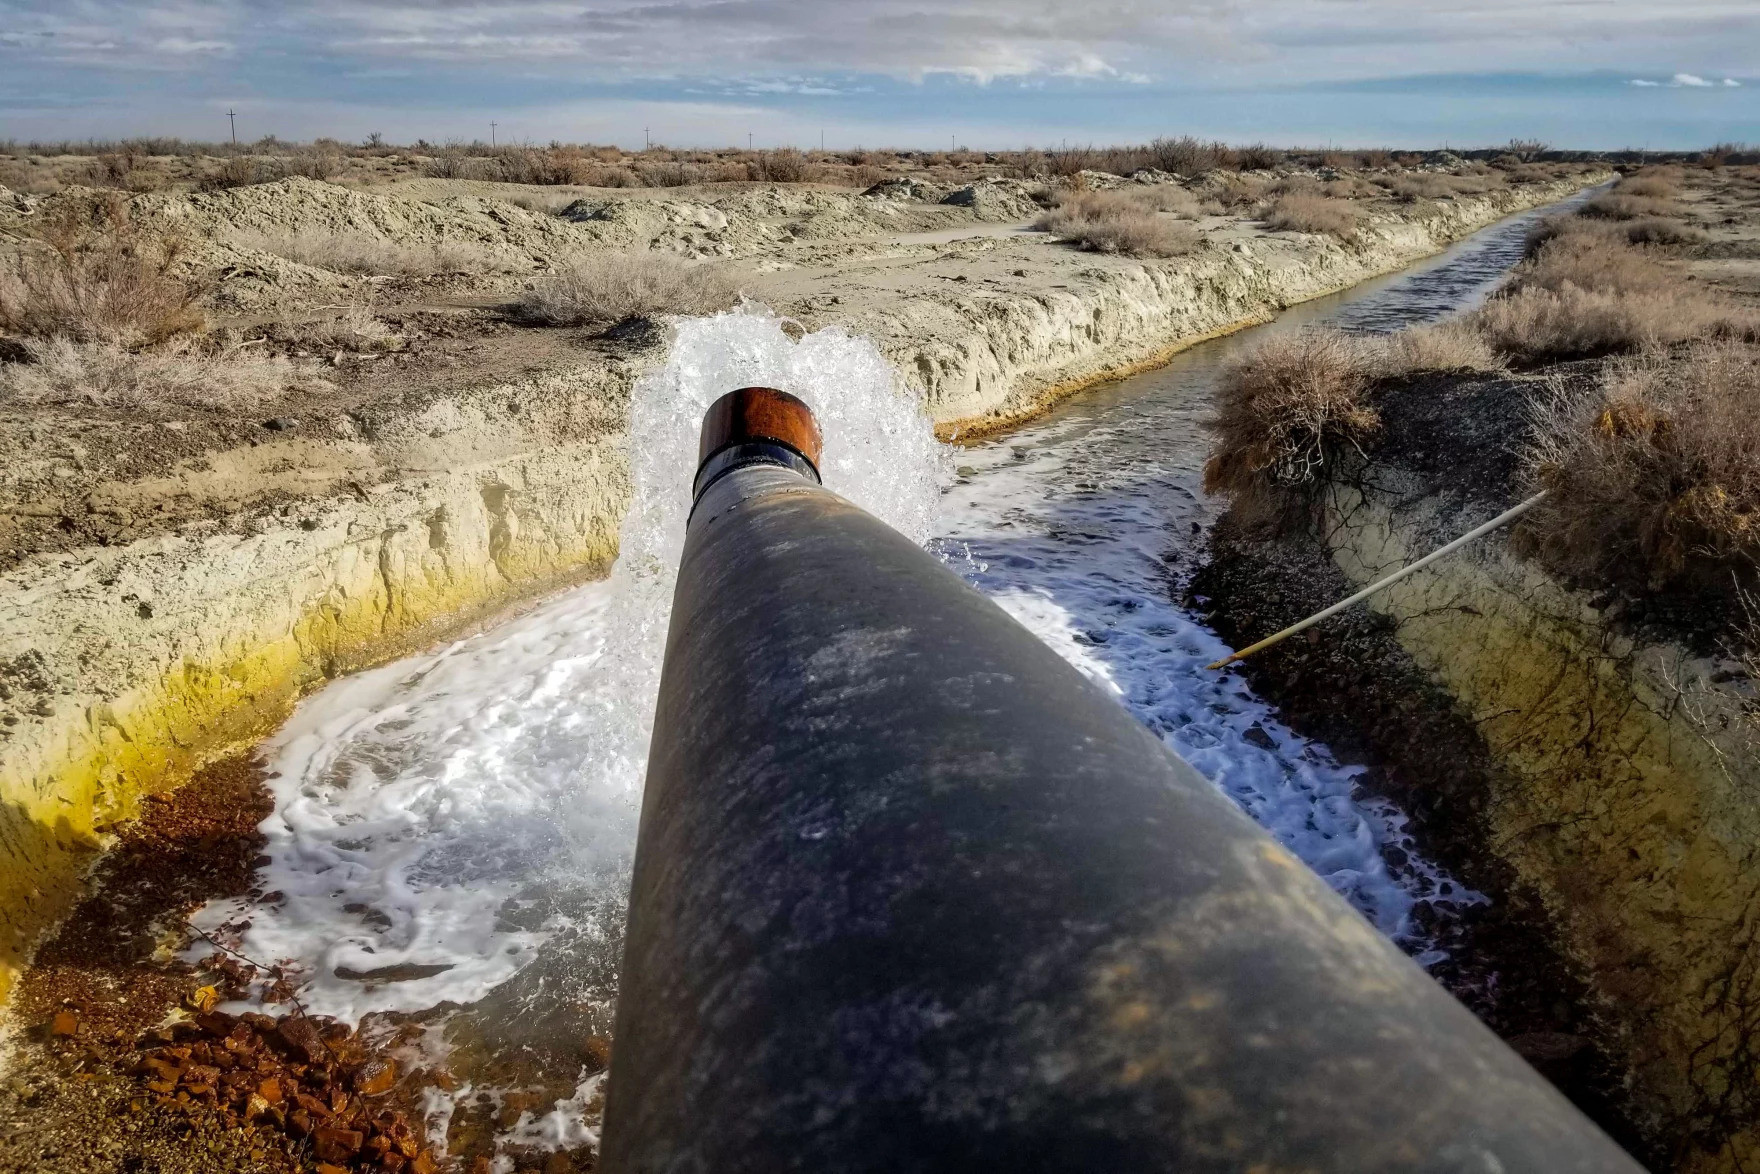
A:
[{"xmin": 1196, "ymin": 166, "xmax": 1760, "ymax": 1172}]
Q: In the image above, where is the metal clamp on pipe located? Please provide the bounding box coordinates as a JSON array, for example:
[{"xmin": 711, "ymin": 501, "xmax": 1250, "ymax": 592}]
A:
[{"xmin": 603, "ymin": 390, "xmax": 1643, "ymax": 1173}]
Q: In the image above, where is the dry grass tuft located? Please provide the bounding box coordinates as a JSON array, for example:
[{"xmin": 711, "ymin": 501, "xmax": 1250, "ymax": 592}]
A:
[
  {"xmin": 1377, "ymin": 320, "xmax": 1506, "ymax": 376},
  {"xmin": 1263, "ymin": 194, "xmax": 1360, "ymax": 241},
  {"xmin": 1034, "ymin": 190, "xmax": 1201, "ymax": 257},
  {"xmin": 0, "ymin": 335, "xmax": 327, "ymax": 410},
  {"xmin": 0, "ymin": 200, "xmax": 204, "ymax": 346},
  {"xmin": 1203, "ymin": 329, "xmax": 1383, "ymax": 520},
  {"xmin": 1521, "ymin": 341, "xmax": 1760, "ymax": 594},
  {"xmin": 271, "ymin": 301, "xmax": 400, "ymax": 352},
  {"xmin": 513, "ymin": 253, "xmax": 739, "ymax": 326}
]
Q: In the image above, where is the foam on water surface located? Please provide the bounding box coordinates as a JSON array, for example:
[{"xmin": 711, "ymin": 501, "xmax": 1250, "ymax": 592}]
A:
[{"xmin": 192, "ymin": 308, "xmax": 945, "ymax": 1024}]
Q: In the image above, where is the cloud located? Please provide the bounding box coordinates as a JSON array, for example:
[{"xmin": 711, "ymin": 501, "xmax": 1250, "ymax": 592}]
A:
[
  {"xmin": 1628, "ymin": 72, "xmax": 1748, "ymax": 89},
  {"xmin": 1, "ymin": 0, "xmax": 1754, "ymax": 88}
]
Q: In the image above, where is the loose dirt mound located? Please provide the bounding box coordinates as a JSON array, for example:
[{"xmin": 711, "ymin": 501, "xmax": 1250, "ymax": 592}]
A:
[{"xmin": 940, "ymin": 178, "xmax": 1045, "ymax": 221}]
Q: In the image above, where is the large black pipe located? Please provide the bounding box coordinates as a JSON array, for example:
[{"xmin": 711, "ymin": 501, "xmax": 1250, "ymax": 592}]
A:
[{"xmin": 601, "ymin": 390, "xmax": 1643, "ymax": 1173}]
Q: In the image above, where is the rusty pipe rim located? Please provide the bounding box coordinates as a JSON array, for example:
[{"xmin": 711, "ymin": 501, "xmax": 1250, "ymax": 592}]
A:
[{"xmin": 697, "ymin": 387, "xmax": 823, "ymax": 474}]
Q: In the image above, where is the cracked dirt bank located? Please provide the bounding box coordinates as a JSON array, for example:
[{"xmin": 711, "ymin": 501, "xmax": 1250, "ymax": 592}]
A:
[{"xmin": 0, "ymin": 167, "xmax": 1606, "ymax": 1023}]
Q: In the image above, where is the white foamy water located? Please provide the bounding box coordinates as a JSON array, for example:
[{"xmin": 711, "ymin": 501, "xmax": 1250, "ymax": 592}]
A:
[{"xmin": 192, "ymin": 308, "xmax": 944, "ymax": 1022}]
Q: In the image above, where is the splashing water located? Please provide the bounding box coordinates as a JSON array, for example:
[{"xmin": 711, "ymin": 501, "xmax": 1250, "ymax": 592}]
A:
[{"xmin": 193, "ymin": 308, "xmax": 944, "ymax": 1022}]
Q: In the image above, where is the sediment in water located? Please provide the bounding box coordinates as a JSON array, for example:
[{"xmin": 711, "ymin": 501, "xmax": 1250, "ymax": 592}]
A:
[{"xmin": 0, "ymin": 173, "xmax": 1606, "ymax": 1015}]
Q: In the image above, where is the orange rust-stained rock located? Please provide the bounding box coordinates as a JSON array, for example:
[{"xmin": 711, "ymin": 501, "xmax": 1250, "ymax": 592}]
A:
[
  {"xmin": 275, "ymin": 1014, "xmax": 328, "ymax": 1064},
  {"xmin": 313, "ymin": 1124, "xmax": 364, "ymax": 1163},
  {"xmin": 353, "ymin": 1056, "xmax": 397, "ymax": 1096},
  {"xmin": 50, "ymin": 1009, "xmax": 79, "ymax": 1036}
]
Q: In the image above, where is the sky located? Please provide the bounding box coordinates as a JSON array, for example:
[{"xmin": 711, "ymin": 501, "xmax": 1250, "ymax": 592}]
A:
[{"xmin": 0, "ymin": 1, "xmax": 1756, "ymax": 150}]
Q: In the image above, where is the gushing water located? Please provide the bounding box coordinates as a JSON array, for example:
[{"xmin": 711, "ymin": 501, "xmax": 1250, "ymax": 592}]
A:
[{"xmin": 193, "ymin": 309, "xmax": 944, "ymax": 1024}]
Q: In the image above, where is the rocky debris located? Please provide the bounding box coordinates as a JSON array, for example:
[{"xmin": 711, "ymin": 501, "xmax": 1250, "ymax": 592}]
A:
[
  {"xmin": 1128, "ymin": 169, "xmax": 1185, "ymax": 185},
  {"xmin": 127, "ymin": 998, "xmax": 436, "ymax": 1174}
]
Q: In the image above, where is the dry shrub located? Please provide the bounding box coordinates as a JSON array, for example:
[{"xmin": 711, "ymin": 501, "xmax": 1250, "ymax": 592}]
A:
[
  {"xmin": 421, "ymin": 151, "xmax": 494, "ymax": 181},
  {"xmin": 1263, "ymin": 194, "xmax": 1360, "ymax": 241},
  {"xmin": 1618, "ymin": 174, "xmax": 1680, "ymax": 200},
  {"xmin": 1034, "ymin": 190, "xmax": 1200, "ymax": 257},
  {"xmin": 272, "ymin": 301, "xmax": 399, "ymax": 352},
  {"xmin": 744, "ymin": 149, "xmax": 819, "ymax": 183},
  {"xmin": 1384, "ymin": 172, "xmax": 1500, "ymax": 202},
  {"xmin": 514, "ymin": 253, "xmax": 739, "ymax": 326},
  {"xmin": 230, "ymin": 228, "xmax": 523, "ymax": 276},
  {"xmin": 1324, "ymin": 176, "xmax": 1383, "ymax": 200},
  {"xmin": 1203, "ymin": 173, "xmax": 1272, "ymax": 209},
  {"xmin": 1473, "ymin": 285, "xmax": 1727, "ymax": 361},
  {"xmin": 0, "ymin": 335, "xmax": 325, "ymax": 410},
  {"xmin": 1582, "ymin": 193, "xmax": 1679, "ymax": 221},
  {"xmin": 1126, "ymin": 185, "xmax": 1202, "ymax": 217},
  {"xmin": 0, "ymin": 159, "xmax": 58, "ymax": 195},
  {"xmin": 1203, "ymin": 329, "xmax": 1383, "ymax": 518},
  {"xmin": 1512, "ymin": 230, "xmax": 1678, "ymax": 296},
  {"xmin": 579, "ymin": 165, "xmax": 640, "ymax": 188},
  {"xmin": 1377, "ymin": 320, "xmax": 1505, "ymax": 376},
  {"xmin": 197, "ymin": 155, "xmax": 341, "ymax": 190},
  {"xmin": 1622, "ymin": 217, "xmax": 1708, "ymax": 246},
  {"xmin": 1473, "ymin": 231, "xmax": 1752, "ymax": 360},
  {"xmin": 1522, "ymin": 341, "xmax": 1760, "ymax": 594},
  {"xmin": 0, "ymin": 200, "xmax": 203, "ymax": 346}
]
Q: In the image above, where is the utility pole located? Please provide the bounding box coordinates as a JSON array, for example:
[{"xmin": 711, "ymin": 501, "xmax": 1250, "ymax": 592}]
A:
[
  {"xmin": 748, "ymin": 132, "xmax": 753, "ymax": 150},
  {"xmin": 227, "ymin": 109, "xmax": 237, "ymax": 145},
  {"xmin": 820, "ymin": 129, "xmax": 825, "ymax": 152},
  {"xmin": 491, "ymin": 121, "xmax": 497, "ymax": 147},
  {"xmin": 644, "ymin": 126, "xmax": 651, "ymax": 150}
]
